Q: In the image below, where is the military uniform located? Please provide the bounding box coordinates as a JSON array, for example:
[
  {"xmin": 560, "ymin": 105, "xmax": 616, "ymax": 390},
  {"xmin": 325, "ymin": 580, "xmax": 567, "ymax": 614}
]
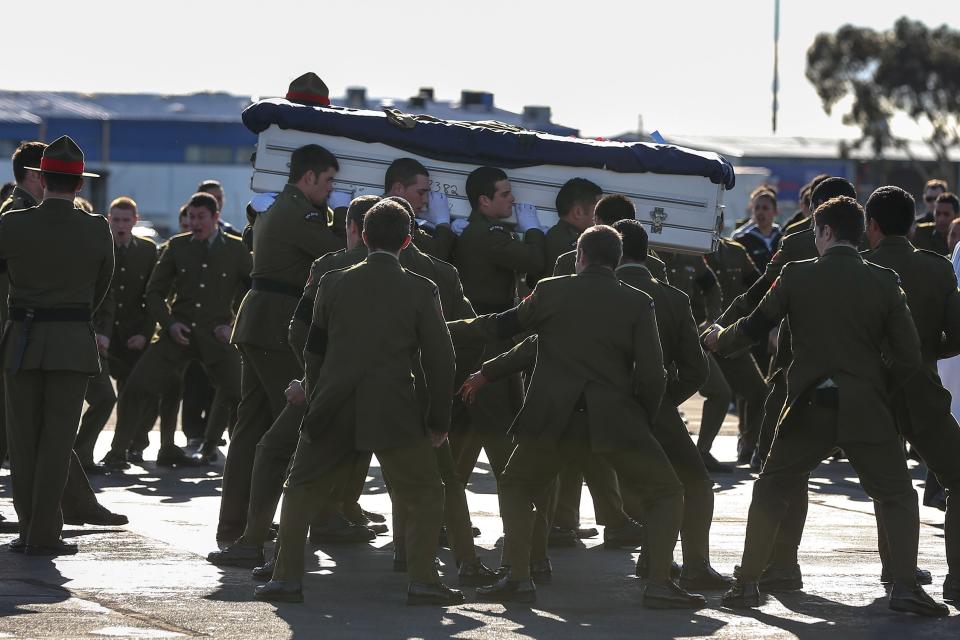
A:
[
  {"xmin": 716, "ymin": 245, "xmax": 923, "ymax": 586},
  {"xmin": 448, "ymin": 268, "xmax": 684, "ymax": 585},
  {"xmin": 699, "ymin": 239, "xmax": 767, "ymax": 461},
  {"xmin": 911, "ymin": 222, "xmax": 949, "ymax": 256},
  {"xmin": 217, "ymin": 183, "xmax": 343, "ymax": 539},
  {"xmin": 107, "ymin": 231, "xmax": 251, "ymax": 460},
  {"xmin": 0, "ymin": 190, "xmax": 114, "ymax": 548},
  {"xmin": 552, "ymin": 247, "xmax": 668, "ymax": 281},
  {"xmin": 528, "ymin": 218, "xmax": 580, "ymax": 286},
  {"xmin": 0, "ymin": 186, "xmax": 39, "ymax": 468},
  {"xmin": 449, "ymin": 210, "xmax": 545, "ymax": 482},
  {"xmin": 768, "ymin": 236, "xmax": 960, "ymax": 585},
  {"xmin": 269, "ymin": 252, "xmax": 455, "ymax": 592},
  {"xmin": 412, "ymin": 224, "xmax": 456, "ymax": 261},
  {"xmin": 73, "ymin": 284, "xmax": 117, "ymax": 469}
]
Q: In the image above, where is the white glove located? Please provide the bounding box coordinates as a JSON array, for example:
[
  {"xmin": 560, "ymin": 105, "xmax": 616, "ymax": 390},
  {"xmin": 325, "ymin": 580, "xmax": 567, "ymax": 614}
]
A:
[
  {"xmin": 327, "ymin": 189, "xmax": 353, "ymax": 210},
  {"xmin": 420, "ymin": 192, "xmax": 452, "ymax": 227},
  {"xmin": 451, "ymin": 218, "xmax": 469, "ymax": 236},
  {"xmin": 513, "ymin": 203, "xmax": 542, "ymax": 233}
]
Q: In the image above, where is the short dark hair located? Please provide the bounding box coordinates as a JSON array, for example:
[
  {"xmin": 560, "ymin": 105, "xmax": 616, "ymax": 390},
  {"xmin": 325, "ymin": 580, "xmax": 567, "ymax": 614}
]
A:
[
  {"xmin": 577, "ymin": 225, "xmax": 622, "ymax": 269},
  {"xmin": 346, "ymin": 195, "xmax": 382, "ymax": 230},
  {"xmin": 11, "ymin": 141, "xmax": 45, "ymax": 183},
  {"xmin": 109, "ymin": 196, "xmax": 138, "ymax": 215},
  {"xmin": 814, "ymin": 196, "xmax": 864, "ymax": 244},
  {"xmin": 466, "ymin": 166, "xmax": 508, "ymax": 209},
  {"xmin": 384, "ymin": 158, "xmax": 429, "ymax": 192},
  {"xmin": 383, "ymin": 196, "xmax": 417, "ymax": 232},
  {"xmin": 612, "ymin": 219, "xmax": 648, "ymax": 261},
  {"xmin": 865, "ymin": 186, "xmax": 914, "ymax": 236},
  {"xmin": 363, "ymin": 199, "xmax": 411, "ymax": 252},
  {"xmin": 197, "ymin": 179, "xmax": 222, "ymax": 193},
  {"xmin": 42, "ymin": 172, "xmax": 83, "ymax": 194},
  {"xmin": 187, "ymin": 191, "xmax": 220, "ymax": 216},
  {"xmin": 751, "ymin": 188, "xmax": 778, "ymax": 208},
  {"xmin": 811, "ymin": 177, "xmax": 856, "ymax": 208},
  {"xmin": 936, "ymin": 192, "xmax": 960, "ymax": 215},
  {"xmin": 288, "ymin": 144, "xmax": 339, "ymax": 183},
  {"xmin": 595, "ymin": 194, "xmax": 636, "ymax": 226},
  {"xmin": 925, "ymin": 178, "xmax": 948, "ymax": 193},
  {"xmin": 556, "ymin": 178, "xmax": 602, "ymax": 217}
]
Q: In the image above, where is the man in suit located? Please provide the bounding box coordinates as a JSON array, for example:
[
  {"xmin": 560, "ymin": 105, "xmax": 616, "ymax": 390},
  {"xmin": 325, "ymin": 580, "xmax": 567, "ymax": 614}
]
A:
[
  {"xmin": 216, "ymin": 144, "xmax": 344, "ymax": 542},
  {"xmin": 450, "ymin": 225, "xmax": 703, "ymax": 608},
  {"xmin": 705, "ymin": 196, "xmax": 947, "ymax": 616},
  {"xmin": 254, "ymin": 199, "xmax": 463, "ymax": 606},
  {"xmin": 0, "ymin": 136, "xmax": 114, "ymax": 555}
]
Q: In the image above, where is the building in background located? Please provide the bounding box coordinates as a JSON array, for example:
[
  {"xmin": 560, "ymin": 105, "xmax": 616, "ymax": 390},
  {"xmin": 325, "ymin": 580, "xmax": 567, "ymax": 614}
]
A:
[{"xmin": 0, "ymin": 88, "xmax": 577, "ymax": 234}]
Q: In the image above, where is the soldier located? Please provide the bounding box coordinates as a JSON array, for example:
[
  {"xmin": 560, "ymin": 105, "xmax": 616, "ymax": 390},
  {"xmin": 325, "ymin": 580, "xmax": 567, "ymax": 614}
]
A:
[
  {"xmin": 215, "ymin": 144, "xmax": 343, "ymax": 542},
  {"xmin": 103, "ymin": 192, "xmax": 250, "ymax": 468},
  {"xmin": 706, "ymin": 196, "xmax": 947, "ymax": 616},
  {"xmin": 699, "ymin": 237, "xmax": 766, "ymax": 466},
  {"xmin": 451, "ymin": 226, "xmax": 702, "ymax": 608},
  {"xmin": 254, "ymin": 199, "xmax": 463, "ymax": 606},
  {"xmin": 384, "ymin": 158, "xmax": 457, "ymax": 260},
  {"xmin": 448, "ymin": 166, "xmax": 544, "ymax": 485},
  {"xmin": 72, "ymin": 197, "xmax": 155, "ymax": 472},
  {"xmin": 527, "ymin": 177, "xmax": 601, "ymax": 286},
  {"xmin": 912, "ymin": 191, "xmax": 958, "ymax": 256},
  {"xmin": 0, "ymin": 136, "xmax": 114, "ymax": 555}
]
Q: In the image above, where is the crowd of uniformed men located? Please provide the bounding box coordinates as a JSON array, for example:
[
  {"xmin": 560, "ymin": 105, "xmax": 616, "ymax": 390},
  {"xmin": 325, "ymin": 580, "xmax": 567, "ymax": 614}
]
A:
[{"xmin": 1, "ymin": 72, "xmax": 959, "ymax": 617}]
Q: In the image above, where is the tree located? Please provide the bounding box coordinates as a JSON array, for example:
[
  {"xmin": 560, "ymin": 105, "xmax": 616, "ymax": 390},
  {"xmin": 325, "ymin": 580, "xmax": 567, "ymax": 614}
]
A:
[{"xmin": 806, "ymin": 17, "xmax": 960, "ymax": 178}]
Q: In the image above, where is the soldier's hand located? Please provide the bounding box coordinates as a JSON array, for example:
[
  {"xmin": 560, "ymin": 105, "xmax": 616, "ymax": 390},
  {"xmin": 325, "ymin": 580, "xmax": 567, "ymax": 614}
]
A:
[
  {"xmin": 513, "ymin": 203, "xmax": 542, "ymax": 233},
  {"xmin": 95, "ymin": 334, "xmax": 110, "ymax": 354},
  {"xmin": 429, "ymin": 430, "xmax": 448, "ymax": 448},
  {"xmin": 126, "ymin": 334, "xmax": 148, "ymax": 351},
  {"xmin": 421, "ymin": 192, "xmax": 452, "ymax": 227},
  {"xmin": 285, "ymin": 379, "xmax": 306, "ymax": 405},
  {"xmin": 458, "ymin": 371, "xmax": 488, "ymax": 404},
  {"xmin": 214, "ymin": 324, "xmax": 232, "ymax": 344},
  {"xmin": 702, "ymin": 324, "xmax": 722, "ymax": 352},
  {"xmin": 169, "ymin": 322, "xmax": 191, "ymax": 346}
]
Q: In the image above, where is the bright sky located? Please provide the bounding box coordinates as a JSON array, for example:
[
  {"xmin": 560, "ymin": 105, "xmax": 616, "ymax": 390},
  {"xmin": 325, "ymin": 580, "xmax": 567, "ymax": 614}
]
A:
[{"xmin": 4, "ymin": 0, "xmax": 957, "ymax": 139}]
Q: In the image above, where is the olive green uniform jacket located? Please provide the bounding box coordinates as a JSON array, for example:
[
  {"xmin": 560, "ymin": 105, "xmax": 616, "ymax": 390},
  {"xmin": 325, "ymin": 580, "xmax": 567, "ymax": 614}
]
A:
[
  {"xmin": 0, "ymin": 199, "xmax": 114, "ymax": 374},
  {"xmin": 232, "ymin": 184, "xmax": 344, "ymax": 350},
  {"xmin": 553, "ymin": 248, "xmax": 668, "ymax": 281},
  {"xmin": 452, "ymin": 210, "xmax": 545, "ymax": 313},
  {"xmin": 448, "ymin": 266, "xmax": 666, "ymax": 451},
  {"xmin": 528, "ymin": 218, "xmax": 580, "ymax": 286},
  {"xmin": 302, "ymin": 252, "xmax": 456, "ymax": 451},
  {"xmin": 0, "ymin": 187, "xmax": 40, "ymax": 326},
  {"xmin": 863, "ymin": 235, "xmax": 960, "ymax": 429},
  {"xmin": 145, "ymin": 231, "xmax": 252, "ymax": 364},
  {"xmin": 716, "ymin": 245, "xmax": 922, "ymax": 443},
  {"xmin": 911, "ymin": 222, "xmax": 949, "ymax": 256}
]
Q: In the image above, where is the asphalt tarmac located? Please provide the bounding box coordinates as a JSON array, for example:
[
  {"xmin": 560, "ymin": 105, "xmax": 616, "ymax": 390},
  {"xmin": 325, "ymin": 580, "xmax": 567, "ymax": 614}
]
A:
[{"xmin": 0, "ymin": 398, "xmax": 957, "ymax": 639}]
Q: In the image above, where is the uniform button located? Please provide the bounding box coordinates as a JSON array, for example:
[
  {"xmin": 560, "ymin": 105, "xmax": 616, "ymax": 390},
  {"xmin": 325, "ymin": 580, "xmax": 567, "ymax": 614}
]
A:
[
  {"xmin": 200, "ymin": 283, "xmax": 205, "ymax": 288},
  {"xmin": 195, "ymin": 303, "xmax": 202, "ymax": 308},
  {"xmin": 191, "ymin": 322, "xmax": 197, "ymax": 328},
  {"xmin": 201, "ymin": 263, "xmax": 208, "ymax": 269},
  {"xmin": 118, "ymin": 303, "xmax": 124, "ymax": 308},
  {"xmin": 119, "ymin": 285, "xmax": 125, "ymax": 291},
  {"xmin": 120, "ymin": 267, "xmax": 126, "ymax": 272},
  {"xmin": 114, "ymin": 320, "xmax": 120, "ymax": 326}
]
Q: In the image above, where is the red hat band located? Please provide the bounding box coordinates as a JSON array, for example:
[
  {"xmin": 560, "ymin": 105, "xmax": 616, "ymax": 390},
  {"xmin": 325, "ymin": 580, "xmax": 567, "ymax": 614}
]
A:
[
  {"xmin": 40, "ymin": 157, "xmax": 85, "ymax": 175},
  {"xmin": 286, "ymin": 91, "xmax": 330, "ymax": 106}
]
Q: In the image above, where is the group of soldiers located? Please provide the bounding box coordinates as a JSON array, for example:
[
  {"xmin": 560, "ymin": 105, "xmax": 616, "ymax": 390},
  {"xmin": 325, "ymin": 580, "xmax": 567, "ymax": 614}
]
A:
[{"xmin": 1, "ymin": 72, "xmax": 959, "ymax": 618}]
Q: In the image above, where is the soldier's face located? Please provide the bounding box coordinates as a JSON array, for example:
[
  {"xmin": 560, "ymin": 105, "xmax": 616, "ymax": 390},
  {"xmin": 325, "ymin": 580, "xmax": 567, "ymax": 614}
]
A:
[
  {"xmin": 399, "ymin": 174, "xmax": 430, "ymax": 212},
  {"xmin": 307, "ymin": 168, "xmax": 337, "ymax": 207},
  {"xmin": 934, "ymin": 203, "xmax": 957, "ymax": 235},
  {"xmin": 109, "ymin": 207, "xmax": 137, "ymax": 243},
  {"xmin": 188, "ymin": 205, "xmax": 219, "ymax": 240},
  {"xmin": 487, "ymin": 180, "xmax": 515, "ymax": 218},
  {"xmin": 569, "ymin": 197, "xmax": 599, "ymax": 232}
]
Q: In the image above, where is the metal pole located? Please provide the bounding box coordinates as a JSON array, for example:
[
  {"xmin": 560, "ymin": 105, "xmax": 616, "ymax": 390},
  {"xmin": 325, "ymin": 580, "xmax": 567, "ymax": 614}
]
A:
[{"xmin": 773, "ymin": 0, "xmax": 780, "ymax": 134}]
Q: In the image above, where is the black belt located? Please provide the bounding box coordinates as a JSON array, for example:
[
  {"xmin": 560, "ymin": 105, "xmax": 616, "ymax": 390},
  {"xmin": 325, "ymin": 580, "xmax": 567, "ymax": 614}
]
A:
[
  {"xmin": 9, "ymin": 307, "xmax": 91, "ymax": 322},
  {"xmin": 251, "ymin": 277, "xmax": 303, "ymax": 298}
]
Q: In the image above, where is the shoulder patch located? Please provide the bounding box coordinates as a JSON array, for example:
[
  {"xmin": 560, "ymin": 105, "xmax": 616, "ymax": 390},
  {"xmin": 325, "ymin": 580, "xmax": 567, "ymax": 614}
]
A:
[
  {"xmin": 488, "ymin": 224, "xmax": 507, "ymax": 233},
  {"xmin": 304, "ymin": 211, "xmax": 325, "ymax": 222}
]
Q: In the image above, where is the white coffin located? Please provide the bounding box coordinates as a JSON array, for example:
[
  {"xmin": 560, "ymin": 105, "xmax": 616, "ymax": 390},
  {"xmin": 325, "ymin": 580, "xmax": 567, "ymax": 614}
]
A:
[{"xmin": 251, "ymin": 124, "xmax": 726, "ymax": 254}]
